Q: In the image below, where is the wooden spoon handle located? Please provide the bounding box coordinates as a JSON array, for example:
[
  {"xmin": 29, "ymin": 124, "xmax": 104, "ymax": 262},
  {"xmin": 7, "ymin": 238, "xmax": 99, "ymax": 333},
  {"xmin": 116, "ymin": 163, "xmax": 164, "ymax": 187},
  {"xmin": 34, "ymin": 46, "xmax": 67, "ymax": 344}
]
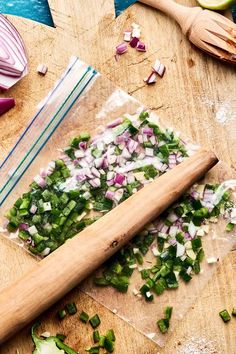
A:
[
  {"xmin": 139, "ymin": 0, "xmax": 202, "ymax": 35},
  {"xmin": 0, "ymin": 149, "xmax": 218, "ymax": 344}
]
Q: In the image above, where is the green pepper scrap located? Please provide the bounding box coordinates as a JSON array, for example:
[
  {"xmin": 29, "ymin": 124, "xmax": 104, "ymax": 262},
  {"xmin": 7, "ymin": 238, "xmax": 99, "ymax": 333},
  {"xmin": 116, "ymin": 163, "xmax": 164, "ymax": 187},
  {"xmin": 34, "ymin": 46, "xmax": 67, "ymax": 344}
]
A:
[
  {"xmin": 157, "ymin": 306, "xmax": 173, "ymax": 334},
  {"xmin": 31, "ymin": 323, "xmax": 78, "ymax": 354}
]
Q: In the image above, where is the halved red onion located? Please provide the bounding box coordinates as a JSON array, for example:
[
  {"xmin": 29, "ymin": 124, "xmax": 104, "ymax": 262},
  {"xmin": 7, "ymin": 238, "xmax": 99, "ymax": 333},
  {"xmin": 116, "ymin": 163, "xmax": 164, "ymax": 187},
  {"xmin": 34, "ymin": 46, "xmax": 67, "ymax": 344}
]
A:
[
  {"xmin": 0, "ymin": 15, "xmax": 28, "ymax": 90},
  {"xmin": 0, "ymin": 97, "xmax": 15, "ymax": 116}
]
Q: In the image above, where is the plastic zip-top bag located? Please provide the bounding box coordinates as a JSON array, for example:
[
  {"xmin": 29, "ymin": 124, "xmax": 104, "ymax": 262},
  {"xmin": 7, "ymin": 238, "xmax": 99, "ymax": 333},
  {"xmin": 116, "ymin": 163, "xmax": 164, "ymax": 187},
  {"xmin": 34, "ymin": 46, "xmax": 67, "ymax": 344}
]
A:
[{"xmin": 0, "ymin": 57, "xmax": 236, "ymax": 348}]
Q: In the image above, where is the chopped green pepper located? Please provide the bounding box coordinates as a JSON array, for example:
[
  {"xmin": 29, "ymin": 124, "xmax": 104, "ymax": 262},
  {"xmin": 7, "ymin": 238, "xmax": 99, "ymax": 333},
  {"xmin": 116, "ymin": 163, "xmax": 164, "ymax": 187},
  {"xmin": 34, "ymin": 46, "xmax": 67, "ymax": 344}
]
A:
[
  {"xmin": 66, "ymin": 302, "xmax": 77, "ymax": 315},
  {"xmin": 79, "ymin": 311, "xmax": 89, "ymax": 323},
  {"xmin": 219, "ymin": 309, "xmax": 231, "ymax": 322},
  {"xmin": 89, "ymin": 314, "xmax": 101, "ymax": 329}
]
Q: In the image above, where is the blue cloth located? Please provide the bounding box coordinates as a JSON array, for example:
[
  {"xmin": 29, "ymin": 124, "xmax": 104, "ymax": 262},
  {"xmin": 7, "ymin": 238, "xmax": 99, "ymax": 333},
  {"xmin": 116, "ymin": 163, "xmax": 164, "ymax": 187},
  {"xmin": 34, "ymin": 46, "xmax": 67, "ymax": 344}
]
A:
[
  {"xmin": 0, "ymin": 0, "xmax": 54, "ymax": 27},
  {"xmin": 114, "ymin": 0, "xmax": 137, "ymax": 16}
]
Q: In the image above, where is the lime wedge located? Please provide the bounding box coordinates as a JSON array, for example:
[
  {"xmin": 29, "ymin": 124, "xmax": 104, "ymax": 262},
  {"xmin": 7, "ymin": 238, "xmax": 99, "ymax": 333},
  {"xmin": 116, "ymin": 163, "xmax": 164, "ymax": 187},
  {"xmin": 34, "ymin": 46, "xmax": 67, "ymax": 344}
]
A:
[{"xmin": 197, "ymin": 0, "xmax": 236, "ymax": 10}]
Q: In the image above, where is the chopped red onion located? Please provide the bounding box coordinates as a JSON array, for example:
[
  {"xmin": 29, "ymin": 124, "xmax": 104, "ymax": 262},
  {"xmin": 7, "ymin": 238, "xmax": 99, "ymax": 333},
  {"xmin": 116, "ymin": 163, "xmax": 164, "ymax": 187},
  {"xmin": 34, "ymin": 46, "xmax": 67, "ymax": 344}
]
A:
[
  {"xmin": 127, "ymin": 139, "xmax": 138, "ymax": 154},
  {"xmin": 121, "ymin": 147, "xmax": 131, "ymax": 159},
  {"xmin": 176, "ymin": 242, "xmax": 185, "ymax": 257},
  {"xmin": 39, "ymin": 168, "xmax": 48, "ymax": 178},
  {"xmin": 129, "ymin": 37, "xmax": 139, "ymax": 48},
  {"xmin": 152, "ymin": 59, "xmax": 166, "ymax": 77},
  {"xmin": 89, "ymin": 178, "xmax": 101, "ymax": 188},
  {"xmin": 107, "ymin": 179, "xmax": 114, "ymax": 186},
  {"xmin": 76, "ymin": 172, "xmax": 86, "ymax": 182},
  {"xmin": 75, "ymin": 150, "xmax": 85, "ymax": 158},
  {"xmin": 114, "ymin": 189, "xmax": 124, "ymax": 202},
  {"xmin": 167, "ymin": 212, "xmax": 179, "ymax": 223},
  {"xmin": 79, "ymin": 141, "xmax": 87, "ymax": 150},
  {"xmin": 79, "ymin": 159, "xmax": 89, "ymax": 168},
  {"xmin": 91, "ymin": 167, "xmax": 100, "ymax": 178},
  {"xmin": 37, "ymin": 63, "xmax": 48, "ymax": 75},
  {"xmin": 145, "ymin": 72, "xmax": 157, "ymax": 85},
  {"xmin": 30, "ymin": 204, "xmax": 37, "ymax": 214},
  {"xmin": 28, "ymin": 225, "xmax": 38, "ymax": 235},
  {"xmin": 0, "ymin": 97, "xmax": 15, "ymax": 116},
  {"xmin": 161, "ymin": 225, "xmax": 169, "ymax": 234},
  {"xmin": 94, "ymin": 157, "xmax": 103, "ymax": 169},
  {"xmin": 145, "ymin": 148, "xmax": 154, "ymax": 157},
  {"xmin": 105, "ymin": 190, "xmax": 115, "ymax": 200},
  {"xmin": 137, "ymin": 152, "xmax": 145, "ymax": 160},
  {"xmin": 169, "ymin": 225, "xmax": 178, "ymax": 237},
  {"xmin": 107, "ymin": 171, "xmax": 115, "ymax": 180},
  {"xmin": 137, "ymin": 135, "xmax": 143, "ymax": 144},
  {"xmin": 132, "ymin": 28, "xmax": 141, "ymax": 39},
  {"xmin": 116, "ymin": 43, "xmax": 128, "ymax": 55},
  {"xmin": 73, "ymin": 159, "xmax": 79, "ymax": 166},
  {"xmin": 150, "ymin": 135, "xmax": 156, "ymax": 145},
  {"xmin": 142, "ymin": 127, "xmax": 153, "ymax": 136},
  {"xmin": 19, "ymin": 223, "xmax": 29, "ymax": 230},
  {"xmin": 136, "ymin": 41, "xmax": 146, "ymax": 52},
  {"xmin": 84, "ymin": 168, "xmax": 93, "ymax": 179},
  {"xmin": 188, "ymin": 222, "xmax": 197, "ymax": 238},
  {"xmin": 124, "ymin": 30, "xmax": 132, "ymax": 42},
  {"xmin": 107, "ymin": 117, "xmax": 123, "ymax": 128},
  {"xmin": 33, "ymin": 174, "xmax": 46, "ymax": 188},
  {"xmin": 114, "ymin": 173, "xmax": 125, "ymax": 185}
]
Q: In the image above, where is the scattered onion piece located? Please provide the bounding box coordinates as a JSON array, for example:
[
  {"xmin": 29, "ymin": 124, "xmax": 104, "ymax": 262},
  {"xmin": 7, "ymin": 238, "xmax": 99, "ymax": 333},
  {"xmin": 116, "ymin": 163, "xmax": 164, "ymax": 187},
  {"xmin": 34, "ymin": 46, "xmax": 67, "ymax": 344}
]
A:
[
  {"xmin": 37, "ymin": 63, "xmax": 48, "ymax": 76},
  {"xmin": 129, "ymin": 37, "xmax": 139, "ymax": 48},
  {"xmin": 116, "ymin": 43, "xmax": 128, "ymax": 55},
  {"xmin": 0, "ymin": 97, "xmax": 15, "ymax": 116},
  {"xmin": 144, "ymin": 71, "xmax": 157, "ymax": 85},
  {"xmin": 152, "ymin": 59, "xmax": 166, "ymax": 77},
  {"xmin": 124, "ymin": 30, "xmax": 132, "ymax": 42},
  {"xmin": 136, "ymin": 41, "xmax": 146, "ymax": 52}
]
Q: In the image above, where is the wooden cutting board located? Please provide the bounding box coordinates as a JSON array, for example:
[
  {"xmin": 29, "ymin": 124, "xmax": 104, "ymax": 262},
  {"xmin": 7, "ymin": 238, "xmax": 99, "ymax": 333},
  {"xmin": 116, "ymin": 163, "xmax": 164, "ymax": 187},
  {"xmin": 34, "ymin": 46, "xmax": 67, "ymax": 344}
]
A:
[{"xmin": 0, "ymin": 0, "xmax": 235, "ymax": 353}]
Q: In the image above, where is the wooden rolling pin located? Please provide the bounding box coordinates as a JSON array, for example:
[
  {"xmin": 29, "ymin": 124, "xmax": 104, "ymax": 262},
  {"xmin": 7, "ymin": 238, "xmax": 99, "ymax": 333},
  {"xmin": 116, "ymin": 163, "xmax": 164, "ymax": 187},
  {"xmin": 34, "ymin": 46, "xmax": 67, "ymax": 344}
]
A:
[{"xmin": 0, "ymin": 149, "xmax": 218, "ymax": 344}]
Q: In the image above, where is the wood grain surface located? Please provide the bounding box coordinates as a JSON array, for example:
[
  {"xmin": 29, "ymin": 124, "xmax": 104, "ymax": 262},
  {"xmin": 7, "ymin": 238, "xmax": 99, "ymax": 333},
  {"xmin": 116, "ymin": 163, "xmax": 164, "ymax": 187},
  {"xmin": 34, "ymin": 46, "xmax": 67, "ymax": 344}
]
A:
[{"xmin": 0, "ymin": 1, "xmax": 235, "ymax": 353}]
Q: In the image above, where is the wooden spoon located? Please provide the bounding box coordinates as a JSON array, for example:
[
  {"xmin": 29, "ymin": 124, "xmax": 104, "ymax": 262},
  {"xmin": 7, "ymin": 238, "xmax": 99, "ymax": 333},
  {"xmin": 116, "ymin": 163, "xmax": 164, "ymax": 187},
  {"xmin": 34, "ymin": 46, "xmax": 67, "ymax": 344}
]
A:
[{"xmin": 139, "ymin": 0, "xmax": 236, "ymax": 64}]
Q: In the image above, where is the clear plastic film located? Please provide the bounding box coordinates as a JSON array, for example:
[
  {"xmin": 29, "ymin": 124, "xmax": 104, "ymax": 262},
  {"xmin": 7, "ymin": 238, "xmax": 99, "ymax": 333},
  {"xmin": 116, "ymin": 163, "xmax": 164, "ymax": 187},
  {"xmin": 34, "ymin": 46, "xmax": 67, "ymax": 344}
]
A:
[{"xmin": 0, "ymin": 58, "xmax": 236, "ymax": 348}]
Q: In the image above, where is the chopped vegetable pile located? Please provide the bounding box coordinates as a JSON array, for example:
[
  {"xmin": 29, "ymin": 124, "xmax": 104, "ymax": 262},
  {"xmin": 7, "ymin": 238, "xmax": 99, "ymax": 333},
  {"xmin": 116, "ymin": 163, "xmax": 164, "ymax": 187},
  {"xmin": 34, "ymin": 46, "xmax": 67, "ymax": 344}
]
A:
[
  {"xmin": 5, "ymin": 110, "xmax": 192, "ymax": 256},
  {"xmin": 93, "ymin": 183, "xmax": 233, "ymax": 300}
]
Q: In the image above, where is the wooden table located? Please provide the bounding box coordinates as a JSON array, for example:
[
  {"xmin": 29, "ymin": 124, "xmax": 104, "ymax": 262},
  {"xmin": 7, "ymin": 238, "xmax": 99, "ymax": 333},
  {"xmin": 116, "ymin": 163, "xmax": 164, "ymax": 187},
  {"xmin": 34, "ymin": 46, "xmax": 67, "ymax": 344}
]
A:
[{"xmin": 0, "ymin": 1, "xmax": 235, "ymax": 353}]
